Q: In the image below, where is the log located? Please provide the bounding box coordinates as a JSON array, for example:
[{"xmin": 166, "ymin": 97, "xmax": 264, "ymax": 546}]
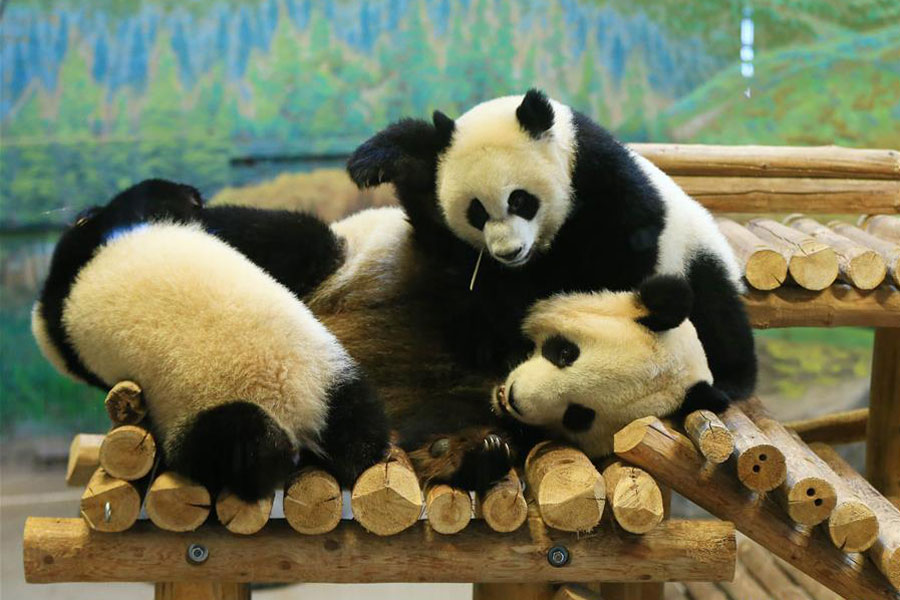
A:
[
  {"xmin": 79, "ymin": 468, "xmax": 141, "ymax": 533},
  {"xmin": 475, "ymin": 583, "xmax": 556, "ymax": 600},
  {"xmin": 672, "ymin": 176, "xmax": 900, "ymax": 215},
  {"xmin": 715, "ymin": 218, "xmax": 788, "ymax": 290},
  {"xmin": 104, "ymin": 381, "xmax": 146, "ymax": 426},
  {"xmin": 828, "ymin": 221, "xmax": 900, "ymax": 286},
  {"xmin": 24, "ymin": 518, "xmax": 736, "ymax": 583},
  {"xmin": 98, "ymin": 424, "xmax": 156, "ymax": 481},
  {"xmin": 786, "ymin": 408, "xmax": 869, "ymax": 445},
  {"xmin": 744, "ymin": 285, "xmax": 900, "ymax": 329},
  {"xmin": 683, "ymin": 410, "xmax": 734, "ymax": 464},
  {"xmin": 737, "ymin": 537, "xmax": 814, "ymax": 600},
  {"xmin": 862, "ymin": 215, "xmax": 900, "ymax": 244},
  {"xmin": 775, "ymin": 554, "xmax": 845, "ymax": 600},
  {"xmin": 215, "ymin": 490, "xmax": 273, "ymax": 535},
  {"xmin": 614, "ymin": 417, "xmax": 898, "ymax": 600},
  {"xmin": 144, "ymin": 471, "xmax": 211, "ymax": 532},
  {"xmin": 154, "ymin": 582, "xmax": 250, "ymax": 600},
  {"xmin": 524, "ymin": 442, "xmax": 606, "ymax": 532},
  {"xmin": 812, "ymin": 442, "xmax": 900, "ymax": 589},
  {"xmin": 746, "ymin": 219, "xmax": 838, "ymax": 290},
  {"xmin": 787, "ymin": 216, "xmax": 886, "ymax": 289},
  {"xmin": 553, "ymin": 584, "xmax": 604, "ymax": 600},
  {"xmin": 283, "ymin": 467, "xmax": 342, "ymax": 535},
  {"xmin": 425, "ymin": 484, "xmax": 472, "ymax": 535},
  {"xmin": 681, "ymin": 582, "xmax": 727, "ymax": 600},
  {"xmin": 718, "ymin": 561, "xmax": 773, "ymax": 600},
  {"xmin": 602, "ymin": 460, "xmax": 664, "ymax": 534},
  {"xmin": 867, "ymin": 328, "xmax": 900, "ymax": 498},
  {"xmin": 630, "ymin": 143, "xmax": 900, "ymax": 180},
  {"xmin": 351, "ymin": 445, "xmax": 423, "ymax": 536},
  {"xmin": 718, "ymin": 407, "xmax": 786, "ymax": 493},
  {"xmin": 741, "ymin": 399, "xmax": 837, "ymax": 527},
  {"xmin": 478, "ymin": 469, "xmax": 527, "ymax": 533},
  {"xmin": 66, "ymin": 433, "xmax": 104, "ymax": 487}
]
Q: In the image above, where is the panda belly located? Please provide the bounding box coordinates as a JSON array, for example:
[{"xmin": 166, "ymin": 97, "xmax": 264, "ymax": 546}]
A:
[{"xmin": 62, "ymin": 223, "xmax": 343, "ymax": 455}]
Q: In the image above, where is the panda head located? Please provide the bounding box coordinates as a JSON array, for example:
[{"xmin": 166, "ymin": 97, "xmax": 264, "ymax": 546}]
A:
[
  {"xmin": 348, "ymin": 89, "xmax": 576, "ymax": 267},
  {"xmin": 491, "ymin": 275, "xmax": 717, "ymax": 457}
]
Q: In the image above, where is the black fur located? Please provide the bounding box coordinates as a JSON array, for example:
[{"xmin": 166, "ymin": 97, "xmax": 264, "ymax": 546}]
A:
[
  {"xmin": 516, "ymin": 89, "xmax": 554, "ymax": 138},
  {"xmin": 636, "ymin": 274, "xmax": 693, "ymax": 332},
  {"xmin": 562, "ymin": 403, "xmax": 596, "ymax": 432},
  {"xmin": 677, "ymin": 381, "xmax": 731, "ymax": 417},
  {"xmin": 432, "ymin": 110, "xmax": 456, "ymax": 147},
  {"xmin": 168, "ymin": 401, "xmax": 295, "ymax": 501}
]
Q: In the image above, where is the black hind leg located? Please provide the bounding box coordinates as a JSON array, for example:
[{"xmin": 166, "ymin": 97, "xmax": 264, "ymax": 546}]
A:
[{"xmin": 675, "ymin": 381, "xmax": 731, "ymax": 419}]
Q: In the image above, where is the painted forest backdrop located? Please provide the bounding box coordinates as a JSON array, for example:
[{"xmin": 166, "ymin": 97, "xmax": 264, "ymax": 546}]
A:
[{"xmin": 1, "ymin": 0, "xmax": 899, "ymax": 434}]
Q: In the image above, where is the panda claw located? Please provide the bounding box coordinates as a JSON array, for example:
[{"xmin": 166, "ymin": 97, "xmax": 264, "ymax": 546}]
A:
[{"xmin": 503, "ymin": 442, "xmax": 511, "ymax": 459}]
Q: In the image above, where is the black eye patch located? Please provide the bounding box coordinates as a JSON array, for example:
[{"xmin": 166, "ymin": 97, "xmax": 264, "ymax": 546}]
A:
[
  {"xmin": 562, "ymin": 403, "xmax": 595, "ymax": 432},
  {"xmin": 466, "ymin": 198, "xmax": 489, "ymax": 230},
  {"xmin": 507, "ymin": 189, "xmax": 539, "ymax": 220},
  {"xmin": 541, "ymin": 335, "xmax": 579, "ymax": 368}
]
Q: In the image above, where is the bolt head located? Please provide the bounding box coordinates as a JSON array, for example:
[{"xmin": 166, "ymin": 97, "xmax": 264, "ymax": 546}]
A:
[
  {"xmin": 547, "ymin": 545, "xmax": 569, "ymax": 567},
  {"xmin": 186, "ymin": 543, "xmax": 209, "ymax": 565}
]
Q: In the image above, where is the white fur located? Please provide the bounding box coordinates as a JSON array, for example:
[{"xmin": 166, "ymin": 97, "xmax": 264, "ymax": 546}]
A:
[
  {"xmin": 436, "ymin": 95, "xmax": 576, "ymax": 264},
  {"xmin": 31, "ymin": 302, "xmax": 80, "ymax": 382},
  {"xmin": 60, "ymin": 222, "xmax": 353, "ymax": 457}
]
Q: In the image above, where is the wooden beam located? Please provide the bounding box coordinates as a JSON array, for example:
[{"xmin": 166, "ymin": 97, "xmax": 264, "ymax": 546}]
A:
[
  {"xmin": 744, "ymin": 285, "xmax": 900, "ymax": 329},
  {"xmin": 154, "ymin": 582, "xmax": 250, "ymax": 600},
  {"xmin": 474, "ymin": 583, "xmax": 556, "ymax": 600},
  {"xmin": 23, "ymin": 518, "xmax": 735, "ymax": 584},
  {"xmin": 867, "ymin": 328, "xmax": 900, "ymax": 499},
  {"xmin": 629, "ymin": 144, "xmax": 900, "ymax": 181},
  {"xmin": 786, "ymin": 408, "xmax": 869, "ymax": 445},
  {"xmin": 65, "ymin": 434, "xmax": 103, "ymax": 487},
  {"xmin": 614, "ymin": 417, "xmax": 897, "ymax": 600}
]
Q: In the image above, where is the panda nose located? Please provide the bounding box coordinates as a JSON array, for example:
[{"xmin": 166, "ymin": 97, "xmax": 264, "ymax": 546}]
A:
[
  {"xmin": 496, "ymin": 246, "xmax": 523, "ymax": 261},
  {"xmin": 506, "ymin": 383, "xmax": 521, "ymax": 415}
]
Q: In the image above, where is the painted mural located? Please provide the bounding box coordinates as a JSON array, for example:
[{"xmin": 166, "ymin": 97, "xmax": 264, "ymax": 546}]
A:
[{"xmin": 1, "ymin": 0, "xmax": 898, "ymax": 435}]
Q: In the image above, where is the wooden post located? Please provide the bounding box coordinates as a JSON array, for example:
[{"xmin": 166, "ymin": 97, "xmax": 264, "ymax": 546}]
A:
[
  {"xmin": 478, "ymin": 469, "xmax": 527, "ymax": 533},
  {"xmin": 601, "ymin": 461, "xmax": 664, "ymax": 534},
  {"xmin": 425, "ymin": 484, "xmax": 472, "ymax": 535},
  {"xmin": 145, "ymin": 471, "xmax": 211, "ymax": 532},
  {"xmin": 524, "ymin": 442, "xmax": 605, "ymax": 532},
  {"xmin": 787, "ymin": 216, "xmax": 886, "ymax": 289},
  {"xmin": 283, "ymin": 467, "xmax": 342, "ymax": 535},
  {"xmin": 98, "ymin": 424, "xmax": 156, "ymax": 481},
  {"xmin": 473, "ymin": 583, "xmax": 557, "ymax": 600},
  {"xmin": 215, "ymin": 490, "xmax": 274, "ymax": 535},
  {"xmin": 65, "ymin": 433, "xmax": 104, "ymax": 487},
  {"xmin": 829, "ymin": 221, "xmax": 900, "ymax": 286},
  {"xmin": 866, "ymin": 327, "xmax": 900, "ymax": 499},
  {"xmin": 553, "ymin": 584, "xmax": 604, "ymax": 600},
  {"xmin": 746, "ymin": 219, "xmax": 838, "ymax": 290},
  {"xmin": 104, "ymin": 381, "xmax": 146, "ymax": 426},
  {"xmin": 683, "ymin": 410, "xmax": 734, "ymax": 464},
  {"xmin": 80, "ymin": 468, "xmax": 141, "ymax": 532},
  {"xmin": 861, "ymin": 215, "xmax": 900, "ymax": 244},
  {"xmin": 715, "ymin": 218, "xmax": 788, "ymax": 290},
  {"xmin": 154, "ymin": 582, "xmax": 250, "ymax": 600},
  {"xmin": 786, "ymin": 408, "xmax": 869, "ymax": 445},
  {"xmin": 351, "ymin": 445, "xmax": 423, "ymax": 536},
  {"xmin": 719, "ymin": 407, "xmax": 786, "ymax": 492}
]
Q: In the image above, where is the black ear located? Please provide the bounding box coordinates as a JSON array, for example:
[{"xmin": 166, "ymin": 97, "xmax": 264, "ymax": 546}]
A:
[
  {"xmin": 636, "ymin": 274, "xmax": 693, "ymax": 332},
  {"xmin": 347, "ymin": 118, "xmax": 449, "ymax": 189},
  {"xmin": 516, "ymin": 89, "xmax": 554, "ymax": 138},
  {"xmin": 432, "ymin": 110, "xmax": 455, "ymax": 147}
]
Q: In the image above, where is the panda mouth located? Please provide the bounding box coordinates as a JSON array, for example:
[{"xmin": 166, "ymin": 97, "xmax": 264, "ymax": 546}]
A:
[{"xmin": 493, "ymin": 383, "xmax": 522, "ymax": 417}]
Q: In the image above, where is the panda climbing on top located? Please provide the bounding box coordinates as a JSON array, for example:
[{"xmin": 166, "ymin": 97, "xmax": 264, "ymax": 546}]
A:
[{"xmin": 348, "ymin": 89, "xmax": 757, "ymax": 402}]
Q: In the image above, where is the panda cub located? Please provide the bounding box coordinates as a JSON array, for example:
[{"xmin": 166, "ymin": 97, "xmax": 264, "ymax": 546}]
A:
[
  {"xmin": 348, "ymin": 89, "xmax": 756, "ymax": 403},
  {"xmin": 32, "ymin": 183, "xmax": 389, "ymax": 500},
  {"xmin": 491, "ymin": 275, "xmax": 726, "ymax": 458}
]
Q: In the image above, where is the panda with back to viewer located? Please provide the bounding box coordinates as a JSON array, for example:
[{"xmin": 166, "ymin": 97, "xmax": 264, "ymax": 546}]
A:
[{"xmin": 347, "ymin": 89, "xmax": 756, "ymax": 404}]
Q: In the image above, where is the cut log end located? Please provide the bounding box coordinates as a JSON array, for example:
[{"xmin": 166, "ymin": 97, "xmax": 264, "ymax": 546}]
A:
[
  {"xmin": 526, "ymin": 442, "xmax": 605, "ymax": 533},
  {"xmin": 745, "ymin": 249, "xmax": 789, "ymax": 291},
  {"xmin": 603, "ymin": 461, "xmax": 664, "ymax": 534},
  {"xmin": 145, "ymin": 471, "xmax": 211, "ymax": 533},
  {"xmin": 784, "ymin": 476, "xmax": 837, "ymax": 526},
  {"xmin": 828, "ymin": 500, "xmax": 879, "ymax": 553},
  {"xmin": 846, "ymin": 250, "xmax": 888, "ymax": 290},
  {"xmin": 215, "ymin": 490, "xmax": 274, "ymax": 535},
  {"xmin": 66, "ymin": 434, "xmax": 104, "ymax": 487},
  {"xmin": 788, "ymin": 247, "xmax": 839, "ymax": 291},
  {"xmin": 283, "ymin": 468, "xmax": 342, "ymax": 535},
  {"xmin": 684, "ymin": 410, "xmax": 734, "ymax": 464},
  {"xmin": 880, "ymin": 546, "xmax": 900, "ymax": 589},
  {"xmin": 80, "ymin": 468, "xmax": 141, "ymax": 533},
  {"xmin": 425, "ymin": 484, "xmax": 472, "ymax": 535},
  {"xmin": 98, "ymin": 425, "xmax": 156, "ymax": 481},
  {"xmin": 479, "ymin": 474, "xmax": 528, "ymax": 533},
  {"xmin": 735, "ymin": 444, "xmax": 787, "ymax": 493},
  {"xmin": 104, "ymin": 381, "xmax": 146, "ymax": 426},
  {"xmin": 351, "ymin": 446, "xmax": 423, "ymax": 536}
]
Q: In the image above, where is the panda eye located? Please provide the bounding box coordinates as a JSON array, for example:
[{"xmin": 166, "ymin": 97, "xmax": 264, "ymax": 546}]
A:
[
  {"xmin": 507, "ymin": 189, "xmax": 539, "ymax": 220},
  {"xmin": 542, "ymin": 335, "xmax": 579, "ymax": 368},
  {"xmin": 466, "ymin": 198, "xmax": 489, "ymax": 231}
]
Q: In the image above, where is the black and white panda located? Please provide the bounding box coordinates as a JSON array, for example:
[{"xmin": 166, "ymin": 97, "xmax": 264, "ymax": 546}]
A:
[
  {"xmin": 31, "ymin": 182, "xmax": 389, "ymax": 500},
  {"xmin": 347, "ymin": 89, "xmax": 756, "ymax": 403},
  {"xmin": 491, "ymin": 275, "xmax": 728, "ymax": 458}
]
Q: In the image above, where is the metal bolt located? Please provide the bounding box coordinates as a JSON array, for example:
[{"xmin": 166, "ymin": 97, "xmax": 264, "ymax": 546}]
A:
[
  {"xmin": 104, "ymin": 502, "xmax": 112, "ymax": 523},
  {"xmin": 186, "ymin": 543, "xmax": 209, "ymax": 565},
  {"xmin": 547, "ymin": 545, "xmax": 570, "ymax": 568}
]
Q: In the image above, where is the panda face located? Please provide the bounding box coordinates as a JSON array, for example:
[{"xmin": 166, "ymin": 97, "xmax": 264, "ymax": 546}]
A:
[{"xmin": 435, "ymin": 92, "xmax": 576, "ymax": 267}]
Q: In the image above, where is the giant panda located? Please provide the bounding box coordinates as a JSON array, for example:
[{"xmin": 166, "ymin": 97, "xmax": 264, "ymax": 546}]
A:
[
  {"xmin": 347, "ymin": 89, "xmax": 757, "ymax": 403},
  {"xmin": 31, "ymin": 182, "xmax": 389, "ymax": 500},
  {"xmin": 491, "ymin": 275, "xmax": 727, "ymax": 459}
]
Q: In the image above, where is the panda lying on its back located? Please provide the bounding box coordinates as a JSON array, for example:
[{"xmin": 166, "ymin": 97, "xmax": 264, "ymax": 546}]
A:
[
  {"xmin": 348, "ymin": 89, "xmax": 756, "ymax": 403},
  {"xmin": 492, "ymin": 275, "xmax": 727, "ymax": 458},
  {"xmin": 32, "ymin": 183, "xmax": 389, "ymax": 500}
]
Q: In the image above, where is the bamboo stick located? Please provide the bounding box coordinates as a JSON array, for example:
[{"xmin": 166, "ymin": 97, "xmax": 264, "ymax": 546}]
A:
[
  {"xmin": 283, "ymin": 467, "xmax": 342, "ymax": 535},
  {"xmin": 630, "ymin": 143, "xmax": 900, "ymax": 180},
  {"xmin": 351, "ymin": 445, "xmax": 423, "ymax": 536},
  {"xmin": 746, "ymin": 219, "xmax": 838, "ymax": 290},
  {"xmin": 215, "ymin": 489, "xmax": 274, "ymax": 535},
  {"xmin": 715, "ymin": 218, "xmax": 788, "ymax": 290},
  {"xmin": 829, "ymin": 221, "xmax": 900, "ymax": 286},
  {"xmin": 812, "ymin": 442, "xmax": 900, "ymax": 589},
  {"xmin": 477, "ymin": 469, "xmax": 527, "ymax": 533},
  {"xmin": 718, "ymin": 407, "xmax": 786, "ymax": 493},
  {"xmin": 602, "ymin": 460, "xmax": 664, "ymax": 534},
  {"xmin": 98, "ymin": 424, "xmax": 156, "ymax": 481},
  {"xmin": 65, "ymin": 433, "xmax": 104, "ymax": 487},
  {"xmin": 786, "ymin": 408, "xmax": 869, "ymax": 445},
  {"xmin": 744, "ymin": 285, "xmax": 900, "ymax": 329},
  {"xmin": 862, "ymin": 215, "xmax": 900, "ymax": 244},
  {"xmin": 144, "ymin": 471, "xmax": 211, "ymax": 533},
  {"xmin": 524, "ymin": 442, "xmax": 606, "ymax": 533},
  {"xmin": 80, "ymin": 468, "xmax": 141, "ymax": 533},
  {"xmin": 683, "ymin": 410, "xmax": 734, "ymax": 464},
  {"xmin": 613, "ymin": 417, "xmax": 897, "ymax": 600},
  {"xmin": 24, "ymin": 518, "xmax": 736, "ymax": 584},
  {"xmin": 104, "ymin": 381, "xmax": 146, "ymax": 426},
  {"xmin": 425, "ymin": 484, "xmax": 472, "ymax": 535},
  {"xmin": 787, "ymin": 216, "xmax": 886, "ymax": 289}
]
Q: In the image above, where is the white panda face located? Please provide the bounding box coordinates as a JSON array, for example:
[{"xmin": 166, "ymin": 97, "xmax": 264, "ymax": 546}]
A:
[{"xmin": 435, "ymin": 93, "xmax": 576, "ymax": 267}]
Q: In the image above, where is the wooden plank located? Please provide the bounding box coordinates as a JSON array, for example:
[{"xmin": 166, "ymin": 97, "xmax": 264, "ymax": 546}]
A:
[
  {"xmin": 630, "ymin": 144, "xmax": 900, "ymax": 181},
  {"xmin": 23, "ymin": 518, "xmax": 735, "ymax": 584},
  {"xmin": 786, "ymin": 408, "xmax": 869, "ymax": 445},
  {"xmin": 614, "ymin": 417, "xmax": 898, "ymax": 600},
  {"xmin": 867, "ymin": 328, "xmax": 900, "ymax": 498},
  {"xmin": 744, "ymin": 285, "xmax": 900, "ymax": 329},
  {"xmin": 154, "ymin": 582, "xmax": 250, "ymax": 600}
]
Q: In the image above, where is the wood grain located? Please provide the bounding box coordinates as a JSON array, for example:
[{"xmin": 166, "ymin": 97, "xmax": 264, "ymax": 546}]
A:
[
  {"xmin": 829, "ymin": 221, "xmax": 900, "ymax": 287},
  {"xmin": 153, "ymin": 582, "xmax": 250, "ymax": 600},
  {"xmin": 104, "ymin": 381, "xmax": 146, "ymax": 426},
  {"xmin": 351, "ymin": 445, "xmax": 423, "ymax": 536},
  {"xmin": 65, "ymin": 433, "xmax": 103, "ymax": 487},
  {"xmin": 215, "ymin": 490, "xmax": 273, "ymax": 535},
  {"xmin": 98, "ymin": 425, "xmax": 156, "ymax": 481},
  {"xmin": 602, "ymin": 460, "xmax": 664, "ymax": 534},
  {"xmin": 744, "ymin": 285, "xmax": 900, "ymax": 329},
  {"xmin": 425, "ymin": 484, "xmax": 472, "ymax": 535},
  {"xmin": 525, "ymin": 442, "xmax": 606, "ymax": 533},
  {"xmin": 863, "ymin": 215, "xmax": 900, "ymax": 243},
  {"xmin": 747, "ymin": 219, "xmax": 838, "ymax": 290},
  {"xmin": 866, "ymin": 328, "xmax": 900, "ymax": 499},
  {"xmin": 478, "ymin": 469, "xmax": 527, "ymax": 533},
  {"xmin": 79, "ymin": 468, "xmax": 141, "ymax": 533},
  {"xmin": 788, "ymin": 216, "xmax": 886, "ymax": 289},
  {"xmin": 283, "ymin": 467, "xmax": 342, "ymax": 535},
  {"xmin": 716, "ymin": 218, "xmax": 788, "ymax": 290},
  {"xmin": 786, "ymin": 408, "xmax": 869, "ymax": 445},
  {"xmin": 683, "ymin": 410, "xmax": 734, "ymax": 464},
  {"xmin": 145, "ymin": 471, "xmax": 211, "ymax": 533},
  {"xmin": 718, "ymin": 408, "xmax": 786, "ymax": 493}
]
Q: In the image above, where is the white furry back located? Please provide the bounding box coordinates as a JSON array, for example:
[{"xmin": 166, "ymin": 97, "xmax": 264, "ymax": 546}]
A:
[{"xmin": 62, "ymin": 222, "xmax": 350, "ymax": 454}]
